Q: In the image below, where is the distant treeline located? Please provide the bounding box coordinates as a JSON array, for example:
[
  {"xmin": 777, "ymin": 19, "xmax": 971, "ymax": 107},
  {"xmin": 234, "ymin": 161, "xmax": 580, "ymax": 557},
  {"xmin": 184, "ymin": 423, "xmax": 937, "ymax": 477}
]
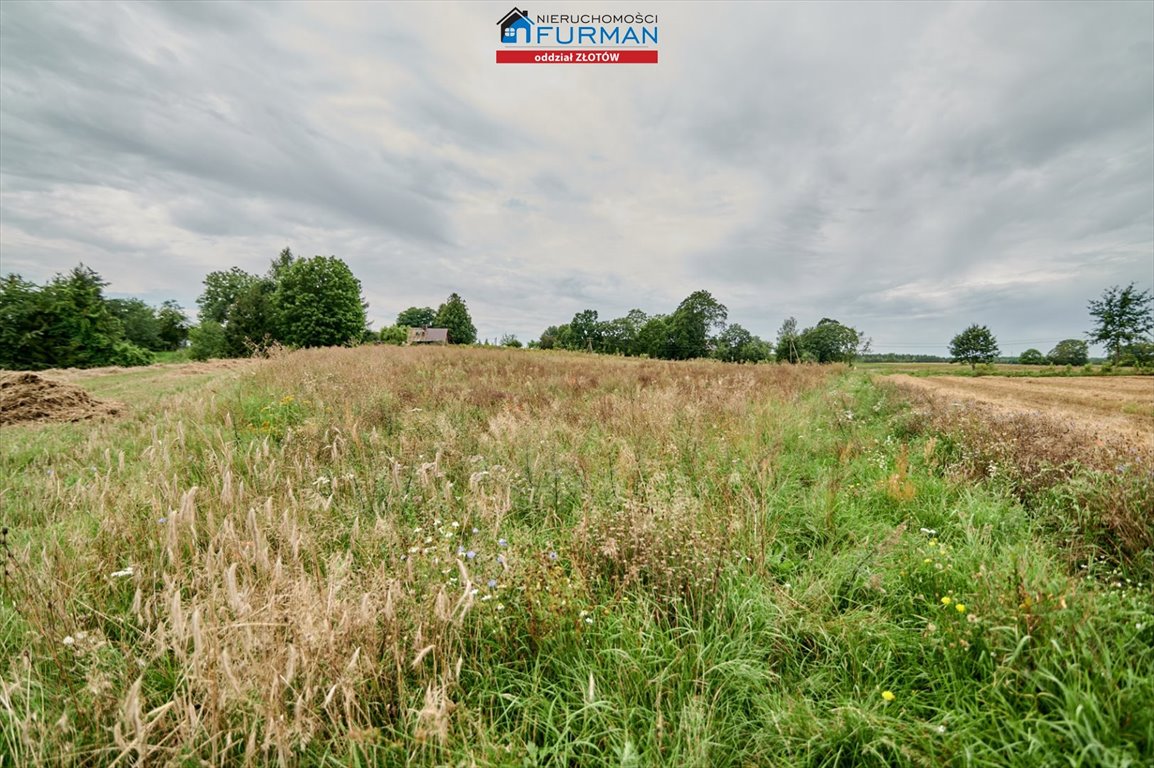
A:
[
  {"xmin": 0, "ymin": 266, "xmax": 189, "ymax": 370},
  {"xmin": 530, "ymin": 294, "xmax": 868, "ymax": 364},
  {"xmin": 5, "ymin": 251, "xmax": 1148, "ymax": 371}
]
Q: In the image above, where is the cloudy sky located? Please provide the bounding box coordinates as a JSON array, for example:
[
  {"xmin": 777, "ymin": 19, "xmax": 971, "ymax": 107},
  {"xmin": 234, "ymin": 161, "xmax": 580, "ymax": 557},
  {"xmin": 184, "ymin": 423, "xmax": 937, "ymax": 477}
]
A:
[{"xmin": 1, "ymin": 1, "xmax": 1151, "ymax": 354}]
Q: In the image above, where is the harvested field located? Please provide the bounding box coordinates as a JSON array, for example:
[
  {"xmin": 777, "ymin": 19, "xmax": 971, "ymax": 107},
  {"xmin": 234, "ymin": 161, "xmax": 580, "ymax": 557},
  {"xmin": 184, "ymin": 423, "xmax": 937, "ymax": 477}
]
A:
[{"xmin": 886, "ymin": 374, "xmax": 1154, "ymax": 452}]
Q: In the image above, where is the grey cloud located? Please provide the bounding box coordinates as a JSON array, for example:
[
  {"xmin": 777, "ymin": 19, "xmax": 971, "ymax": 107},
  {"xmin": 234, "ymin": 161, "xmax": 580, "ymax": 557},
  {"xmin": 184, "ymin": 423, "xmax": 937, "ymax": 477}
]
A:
[{"xmin": 1, "ymin": 2, "xmax": 1150, "ymax": 351}]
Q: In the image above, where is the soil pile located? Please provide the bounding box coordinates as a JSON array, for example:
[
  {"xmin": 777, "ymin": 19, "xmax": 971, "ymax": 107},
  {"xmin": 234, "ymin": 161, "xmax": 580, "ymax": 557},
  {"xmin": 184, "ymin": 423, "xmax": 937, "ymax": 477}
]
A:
[{"xmin": 0, "ymin": 372, "xmax": 123, "ymax": 425}]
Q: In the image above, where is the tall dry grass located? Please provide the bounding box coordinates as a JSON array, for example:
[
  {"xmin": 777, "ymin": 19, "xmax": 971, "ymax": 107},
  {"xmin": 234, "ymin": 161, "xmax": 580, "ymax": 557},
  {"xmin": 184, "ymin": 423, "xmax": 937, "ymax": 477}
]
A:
[{"xmin": 1, "ymin": 348, "xmax": 834, "ymax": 765}]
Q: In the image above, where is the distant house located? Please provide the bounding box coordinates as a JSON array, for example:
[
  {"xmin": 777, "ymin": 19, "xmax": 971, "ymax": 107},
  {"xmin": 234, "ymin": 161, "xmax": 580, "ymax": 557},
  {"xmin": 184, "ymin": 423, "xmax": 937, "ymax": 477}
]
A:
[
  {"xmin": 407, "ymin": 327, "xmax": 449, "ymax": 345},
  {"xmin": 498, "ymin": 8, "xmax": 533, "ymax": 44}
]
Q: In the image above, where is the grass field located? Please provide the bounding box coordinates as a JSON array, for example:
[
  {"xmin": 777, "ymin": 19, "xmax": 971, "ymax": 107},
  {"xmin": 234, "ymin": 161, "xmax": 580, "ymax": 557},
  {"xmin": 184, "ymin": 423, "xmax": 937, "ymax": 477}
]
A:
[{"xmin": 1, "ymin": 348, "xmax": 1152, "ymax": 766}]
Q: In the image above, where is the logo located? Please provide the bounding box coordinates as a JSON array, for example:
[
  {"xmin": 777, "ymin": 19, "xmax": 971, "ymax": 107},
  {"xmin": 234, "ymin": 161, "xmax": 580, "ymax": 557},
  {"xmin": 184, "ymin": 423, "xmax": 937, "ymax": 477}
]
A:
[
  {"xmin": 498, "ymin": 8, "xmax": 533, "ymax": 44},
  {"xmin": 494, "ymin": 7, "xmax": 659, "ymax": 65}
]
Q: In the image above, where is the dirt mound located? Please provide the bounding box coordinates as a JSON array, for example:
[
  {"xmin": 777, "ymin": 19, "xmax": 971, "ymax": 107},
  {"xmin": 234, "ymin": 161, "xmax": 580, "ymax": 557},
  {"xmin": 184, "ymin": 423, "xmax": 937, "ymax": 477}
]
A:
[{"xmin": 0, "ymin": 372, "xmax": 123, "ymax": 425}]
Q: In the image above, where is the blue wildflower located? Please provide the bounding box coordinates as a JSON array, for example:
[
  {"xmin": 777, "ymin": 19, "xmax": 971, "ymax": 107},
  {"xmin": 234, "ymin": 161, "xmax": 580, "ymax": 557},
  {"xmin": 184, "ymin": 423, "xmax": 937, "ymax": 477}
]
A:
[
  {"xmin": 466, "ymin": 550, "xmax": 476, "ymax": 559},
  {"xmin": 487, "ymin": 579, "xmax": 498, "ymax": 588}
]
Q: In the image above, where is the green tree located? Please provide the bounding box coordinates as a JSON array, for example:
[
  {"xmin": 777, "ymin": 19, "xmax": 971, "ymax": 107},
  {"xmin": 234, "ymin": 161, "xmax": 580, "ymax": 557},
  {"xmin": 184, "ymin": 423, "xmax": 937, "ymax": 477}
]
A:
[
  {"xmin": 0, "ymin": 274, "xmax": 43, "ymax": 369},
  {"xmin": 377, "ymin": 324, "xmax": 409, "ymax": 345},
  {"xmin": 107, "ymin": 298, "xmax": 162, "ymax": 351},
  {"xmin": 188, "ymin": 320, "xmax": 228, "ymax": 361},
  {"xmin": 156, "ymin": 301, "xmax": 190, "ymax": 351},
  {"xmin": 949, "ymin": 324, "xmax": 999, "ymax": 369},
  {"xmin": 41, "ymin": 266, "xmax": 128, "ymax": 368},
  {"xmin": 274, "ymin": 256, "xmax": 368, "ymax": 348},
  {"xmin": 396, "ymin": 306, "xmax": 437, "ymax": 328},
  {"xmin": 1047, "ymin": 339, "xmax": 1088, "ymax": 366},
  {"xmin": 500, "ymin": 333, "xmax": 522, "ymax": 348},
  {"xmin": 600, "ymin": 309, "xmax": 648, "ymax": 356},
  {"xmin": 1088, "ymin": 283, "xmax": 1154, "ymax": 365},
  {"xmin": 225, "ymin": 278, "xmax": 278, "ymax": 355},
  {"xmin": 796, "ymin": 318, "xmax": 865, "ymax": 364},
  {"xmin": 668, "ymin": 290, "xmax": 727, "ymax": 359},
  {"xmin": 197, "ymin": 267, "xmax": 259, "ymax": 325},
  {"xmin": 1018, "ymin": 348, "xmax": 1046, "ymax": 365},
  {"xmin": 714, "ymin": 323, "xmax": 772, "ymax": 363},
  {"xmin": 1119, "ymin": 341, "xmax": 1154, "ymax": 368},
  {"xmin": 537, "ymin": 325, "xmax": 562, "ymax": 350},
  {"xmin": 775, "ymin": 317, "xmax": 801, "ymax": 363},
  {"xmin": 434, "ymin": 293, "xmax": 477, "ymax": 345},
  {"xmin": 569, "ymin": 309, "xmax": 601, "ymax": 351},
  {"xmin": 636, "ymin": 314, "xmax": 673, "ymax": 358}
]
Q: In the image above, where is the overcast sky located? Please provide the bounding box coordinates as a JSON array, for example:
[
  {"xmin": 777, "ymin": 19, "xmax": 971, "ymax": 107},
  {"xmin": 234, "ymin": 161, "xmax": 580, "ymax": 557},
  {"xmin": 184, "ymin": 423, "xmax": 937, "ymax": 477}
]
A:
[{"xmin": 1, "ymin": 1, "xmax": 1151, "ymax": 354}]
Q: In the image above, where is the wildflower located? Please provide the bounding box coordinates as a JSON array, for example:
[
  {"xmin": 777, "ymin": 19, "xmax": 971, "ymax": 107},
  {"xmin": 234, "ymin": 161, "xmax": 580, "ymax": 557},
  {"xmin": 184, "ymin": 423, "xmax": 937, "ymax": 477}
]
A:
[
  {"xmin": 110, "ymin": 566, "xmax": 134, "ymax": 579},
  {"xmin": 466, "ymin": 550, "xmax": 476, "ymax": 560},
  {"xmin": 157, "ymin": 517, "xmax": 167, "ymax": 524},
  {"xmin": 496, "ymin": 603, "xmax": 505, "ymax": 611},
  {"xmin": 936, "ymin": 725, "xmax": 947, "ymax": 734},
  {"xmin": 457, "ymin": 546, "xmax": 465, "ymax": 556},
  {"xmin": 472, "ymin": 527, "xmax": 480, "ymax": 534},
  {"xmin": 549, "ymin": 551, "xmax": 559, "ymax": 561},
  {"xmin": 882, "ymin": 690, "xmax": 895, "ymax": 702},
  {"xmin": 940, "ymin": 596, "xmax": 952, "ymax": 606},
  {"xmin": 487, "ymin": 579, "xmax": 498, "ymax": 589},
  {"xmin": 498, "ymin": 538, "xmax": 508, "ymax": 548},
  {"xmin": 923, "ymin": 558, "xmax": 932, "ymax": 564},
  {"xmin": 497, "ymin": 554, "xmax": 506, "ymax": 565},
  {"xmin": 955, "ymin": 603, "xmax": 966, "ymax": 613},
  {"xmin": 919, "ymin": 528, "xmax": 937, "ymax": 536},
  {"xmin": 62, "ymin": 636, "xmax": 75, "ymax": 647},
  {"xmin": 451, "ymin": 521, "xmax": 460, "ymax": 529}
]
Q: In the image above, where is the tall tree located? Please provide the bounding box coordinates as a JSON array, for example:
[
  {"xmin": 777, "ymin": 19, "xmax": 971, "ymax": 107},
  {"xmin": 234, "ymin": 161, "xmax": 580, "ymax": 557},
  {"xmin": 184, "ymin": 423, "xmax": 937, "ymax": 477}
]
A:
[
  {"xmin": 569, "ymin": 309, "xmax": 601, "ymax": 351},
  {"xmin": 434, "ymin": 293, "xmax": 477, "ymax": 345},
  {"xmin": 714, "ymin": 323, "xmax": 772, "ymax": 363},
  {"xmin": 156, "ymin": 301, "xmax": 190, "ymax": 351},
  {"xmin": 1047, "ymin": 339, "xmax": 1088, "ymax": 366},
  {"xmin": 226, "ymin": 278, "xmax": 278, "ymax": 355},
  {"xmin": 42, "ymin": 266, "xmax": 127, "ymax": 368},
  {"xmin": 775, "ymin": 317, "xmax": 801, "ymax": 363},
  {"xmin": 396, "ymin": 306, "xmax": 437, "ymax": 328},
  {"xmin": 1088, "ymin": 283, "xmax": 1153, "ymax": 365},
  {"xmin": 107, "ymin": 298, "xmax": 162, "ymax": 351},
  {"xmin": 274, "ymin": 256, "xmax": 368, "ymax": 348},
  {"xmin": 949, "ymin": 324, "xmax": 999, "ymax": 369},
  {"xmin": 197, "ymin": 267, "xmax": 259, "ymax": 325},
  {"xmin": 0, "ymin": 274, "xmax": 43, "ymax": 369},
  {"xmin": 797, "ymin": 318, "xmax": 865, "ymax": 364},
  {"xmin": 668, "ymin": 290, "xmax": 727, "ymax": 359}
]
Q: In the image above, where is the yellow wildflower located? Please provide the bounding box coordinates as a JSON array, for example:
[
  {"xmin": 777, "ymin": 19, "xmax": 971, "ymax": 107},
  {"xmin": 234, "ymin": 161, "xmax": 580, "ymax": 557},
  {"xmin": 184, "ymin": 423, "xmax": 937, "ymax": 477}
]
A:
[
  {"xmin": 955, "ymin": 603, "xmax": 966, "ymax": 613},
  {"xmin": 940, "ymin": 596, "xmax": 952, "ymax": 606},
  {"xmin": 882, "ymin": 690, "xmax": 895, "ymax": 702}
]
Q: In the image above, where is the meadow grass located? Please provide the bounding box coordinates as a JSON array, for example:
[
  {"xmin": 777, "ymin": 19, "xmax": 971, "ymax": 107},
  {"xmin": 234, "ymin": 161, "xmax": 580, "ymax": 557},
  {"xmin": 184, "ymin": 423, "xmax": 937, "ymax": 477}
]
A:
[{"xmin": 1, "ymin": 347, "xmax": 1151, "ymax": 766}]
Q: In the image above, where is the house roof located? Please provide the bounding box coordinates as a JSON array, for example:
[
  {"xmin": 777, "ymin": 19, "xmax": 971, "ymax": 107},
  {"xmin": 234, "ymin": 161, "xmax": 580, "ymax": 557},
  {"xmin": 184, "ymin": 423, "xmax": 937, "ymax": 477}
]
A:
[
  {"xmin": 408, "ymin": 327, "xmax": 449, "ymax": 343},
  {"xmin": 497, "ymin": 8, "xmax": 532, "ymax": 26}
]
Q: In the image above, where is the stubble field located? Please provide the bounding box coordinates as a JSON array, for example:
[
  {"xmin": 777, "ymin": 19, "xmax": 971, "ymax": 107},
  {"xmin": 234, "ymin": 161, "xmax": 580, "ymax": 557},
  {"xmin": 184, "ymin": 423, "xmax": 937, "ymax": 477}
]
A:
[{"xmin": 1, "ymin": 347, "xmax": 1151, "ymax": 767}]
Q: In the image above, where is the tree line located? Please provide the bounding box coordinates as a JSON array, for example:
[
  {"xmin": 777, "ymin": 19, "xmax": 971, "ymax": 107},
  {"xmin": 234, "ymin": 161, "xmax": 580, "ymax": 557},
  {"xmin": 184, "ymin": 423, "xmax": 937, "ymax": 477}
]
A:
[
  {"xmin": 530, "ymin": 290, "xmax": 868, "ymax": 364},
  {"xmin": 948, "ymin": 284, "xmax": 1154, "ymax": 369},
  {"xmin": 2, "ymin": 252, "xmax": 1149, "ymax": 371},
  {"xmin": 0, "ymin": 266, "xmax": 189, "ymax": 370}
]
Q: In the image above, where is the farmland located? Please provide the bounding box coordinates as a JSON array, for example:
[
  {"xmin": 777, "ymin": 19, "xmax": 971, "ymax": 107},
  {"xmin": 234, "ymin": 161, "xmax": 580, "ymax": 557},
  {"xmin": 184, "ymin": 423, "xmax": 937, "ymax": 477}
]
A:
[
  {"xmin": 1, "ymin": 348, "xmax": 1152, "ymax": 766},
  {"xmin": 885, "ymin": 374, "xmax": 1154, "ymax": 452}
]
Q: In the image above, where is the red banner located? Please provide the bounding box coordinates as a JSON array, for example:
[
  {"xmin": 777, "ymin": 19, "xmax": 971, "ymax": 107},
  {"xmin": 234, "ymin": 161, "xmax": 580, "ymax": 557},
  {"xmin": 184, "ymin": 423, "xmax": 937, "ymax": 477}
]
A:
[{"xmin": 496, "ymin": 49, "xmax": 658, "ymax": 64}]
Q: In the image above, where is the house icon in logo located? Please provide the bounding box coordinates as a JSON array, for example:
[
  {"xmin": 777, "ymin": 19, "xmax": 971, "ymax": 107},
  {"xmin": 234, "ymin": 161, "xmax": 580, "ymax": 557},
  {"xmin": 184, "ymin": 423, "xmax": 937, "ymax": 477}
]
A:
[{"xmin": 498, "ymin": 8, "xmax": 532, "ymax": 44}]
